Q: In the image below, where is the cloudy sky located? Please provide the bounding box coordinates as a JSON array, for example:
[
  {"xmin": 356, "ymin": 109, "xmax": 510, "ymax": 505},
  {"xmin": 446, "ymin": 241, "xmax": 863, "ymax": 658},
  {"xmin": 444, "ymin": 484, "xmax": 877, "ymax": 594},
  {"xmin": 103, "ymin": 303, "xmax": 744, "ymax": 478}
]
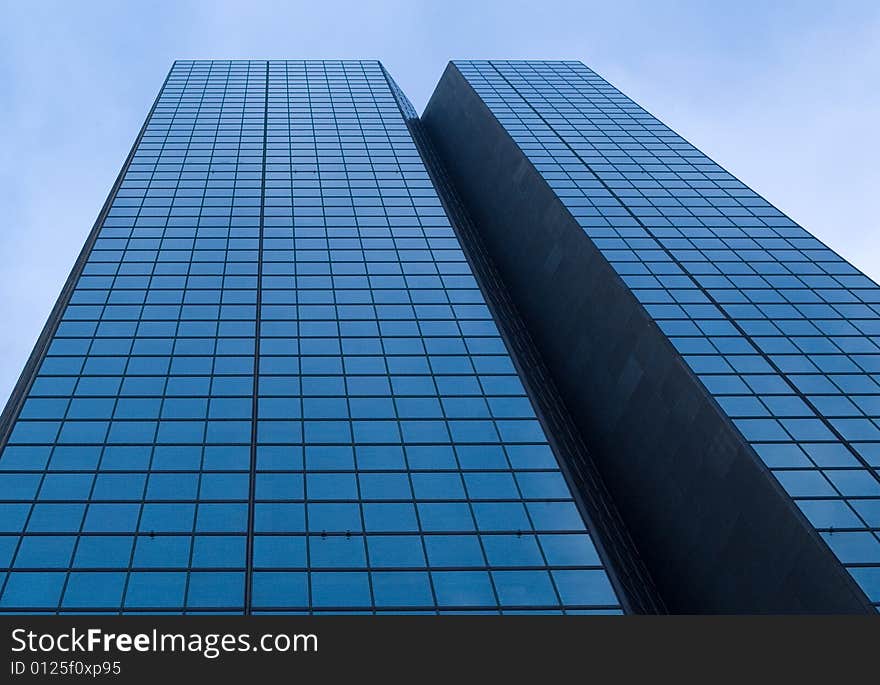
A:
[{"xmin": 1, "ymin": 0, "xmax": 878, "ymax": 402}]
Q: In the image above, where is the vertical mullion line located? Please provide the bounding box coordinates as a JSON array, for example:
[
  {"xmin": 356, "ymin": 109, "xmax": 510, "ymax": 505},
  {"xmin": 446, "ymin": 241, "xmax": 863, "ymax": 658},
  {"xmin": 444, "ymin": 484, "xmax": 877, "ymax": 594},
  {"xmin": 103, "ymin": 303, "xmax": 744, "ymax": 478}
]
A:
[
  {"xmin": 245, "ymin": 59, "xmax": 270, "ymax": 615},
  {"xmin": 301, "ymin": 61, "xmax": 313, "ymax": 613}
]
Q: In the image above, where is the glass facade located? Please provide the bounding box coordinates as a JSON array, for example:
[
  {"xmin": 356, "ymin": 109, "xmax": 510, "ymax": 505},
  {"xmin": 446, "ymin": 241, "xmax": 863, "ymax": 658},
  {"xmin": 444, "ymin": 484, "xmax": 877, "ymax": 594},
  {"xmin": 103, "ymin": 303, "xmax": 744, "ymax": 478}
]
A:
[
  {"xmin": 0, "ymin": 60, "xmax": 622, "ymax": 614},
  {"xmin": 453, "ymin": 60, "xmax": 880, "ymax": 608}
]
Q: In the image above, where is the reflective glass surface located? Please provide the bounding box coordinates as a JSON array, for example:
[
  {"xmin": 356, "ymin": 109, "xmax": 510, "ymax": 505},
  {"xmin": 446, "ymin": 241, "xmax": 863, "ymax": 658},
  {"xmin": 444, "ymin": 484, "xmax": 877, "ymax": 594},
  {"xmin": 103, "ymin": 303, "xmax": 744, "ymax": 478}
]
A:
[
  {"xmin": 0, "ymin": 60, "xmax": 622, "ymax": 614},
  {"xmin": 455, "ymin": 60, "xmax": 880, "ymax": 608}
]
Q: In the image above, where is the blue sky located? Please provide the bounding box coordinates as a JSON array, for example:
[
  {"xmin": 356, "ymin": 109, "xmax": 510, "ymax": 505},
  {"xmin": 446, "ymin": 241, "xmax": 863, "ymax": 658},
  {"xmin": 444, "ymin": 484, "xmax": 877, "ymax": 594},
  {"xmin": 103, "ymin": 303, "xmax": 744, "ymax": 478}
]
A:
[{"xmin": 1, "ymin": 0, "xmax": 878, "ymax": 402}]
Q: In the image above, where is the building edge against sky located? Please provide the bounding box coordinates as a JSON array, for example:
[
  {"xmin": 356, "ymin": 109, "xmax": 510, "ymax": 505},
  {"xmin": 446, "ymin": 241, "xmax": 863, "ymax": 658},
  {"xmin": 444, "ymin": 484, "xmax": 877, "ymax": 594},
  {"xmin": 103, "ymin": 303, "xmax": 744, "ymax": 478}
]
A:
[{"xmin": 0, "ymin": 59, "xmax": 877, "ymax": 614}]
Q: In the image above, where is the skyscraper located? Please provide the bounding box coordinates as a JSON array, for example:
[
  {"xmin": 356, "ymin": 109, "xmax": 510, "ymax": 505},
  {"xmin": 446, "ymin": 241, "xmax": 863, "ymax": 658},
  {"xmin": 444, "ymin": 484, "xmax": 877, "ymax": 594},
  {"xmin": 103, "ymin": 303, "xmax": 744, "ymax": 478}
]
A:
[{"xmin": 0, "ymin": 59, "xmax": 875, "ymax": 614}]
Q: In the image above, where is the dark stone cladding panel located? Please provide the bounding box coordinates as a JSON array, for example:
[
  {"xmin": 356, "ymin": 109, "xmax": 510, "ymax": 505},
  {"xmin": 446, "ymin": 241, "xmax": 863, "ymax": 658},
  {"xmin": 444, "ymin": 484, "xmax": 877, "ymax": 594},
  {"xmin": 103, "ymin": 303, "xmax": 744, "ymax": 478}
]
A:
[{"xmin": 421, "ymin": 62, "xmax": 873, "ymax": 614}]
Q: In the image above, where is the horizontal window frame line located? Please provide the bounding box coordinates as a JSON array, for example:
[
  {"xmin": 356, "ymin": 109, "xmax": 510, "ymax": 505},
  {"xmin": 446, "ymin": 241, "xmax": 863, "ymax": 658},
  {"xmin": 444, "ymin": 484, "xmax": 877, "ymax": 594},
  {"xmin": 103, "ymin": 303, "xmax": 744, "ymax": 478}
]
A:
[
  {"xmin": 0, "ymin": 528, "xmax": 598, "ymax": 537},
  {"xmin": 0, "ymin": 604, "xmax": 618, "ymax": 613}
]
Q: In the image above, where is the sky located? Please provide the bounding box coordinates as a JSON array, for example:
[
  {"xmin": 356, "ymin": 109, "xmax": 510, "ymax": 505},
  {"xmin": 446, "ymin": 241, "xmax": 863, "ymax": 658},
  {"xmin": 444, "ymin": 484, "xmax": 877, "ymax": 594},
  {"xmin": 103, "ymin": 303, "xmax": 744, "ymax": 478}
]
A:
[{"xmin": 0, "ymin": 0, "xmax": 879, "ymax": 403}]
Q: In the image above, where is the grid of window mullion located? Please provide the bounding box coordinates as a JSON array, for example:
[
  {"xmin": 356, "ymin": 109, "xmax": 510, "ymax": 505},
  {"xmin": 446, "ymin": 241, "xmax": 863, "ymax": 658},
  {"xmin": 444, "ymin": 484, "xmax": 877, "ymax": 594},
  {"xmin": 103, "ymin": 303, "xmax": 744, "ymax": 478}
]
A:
[{"xmin": 239, "ymin": 59, "xmax": 270, "ymax": 617}]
